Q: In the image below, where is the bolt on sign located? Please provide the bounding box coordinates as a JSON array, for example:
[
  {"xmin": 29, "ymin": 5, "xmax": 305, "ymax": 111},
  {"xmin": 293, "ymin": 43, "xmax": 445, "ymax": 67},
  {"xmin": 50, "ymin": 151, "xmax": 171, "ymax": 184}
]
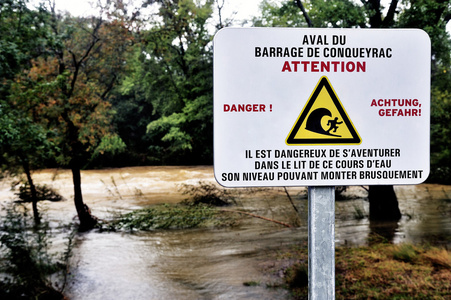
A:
[{"xmin": 213, "ymin": 28, "xmax": 430, "ymax": 187}]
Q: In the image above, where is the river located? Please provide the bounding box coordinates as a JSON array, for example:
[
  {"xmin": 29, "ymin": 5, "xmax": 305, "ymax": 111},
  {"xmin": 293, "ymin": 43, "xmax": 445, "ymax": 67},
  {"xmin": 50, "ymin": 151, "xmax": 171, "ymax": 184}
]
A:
[{"xmin": 0, "ymin": 166, "xmax": 450, "ymax": 299}]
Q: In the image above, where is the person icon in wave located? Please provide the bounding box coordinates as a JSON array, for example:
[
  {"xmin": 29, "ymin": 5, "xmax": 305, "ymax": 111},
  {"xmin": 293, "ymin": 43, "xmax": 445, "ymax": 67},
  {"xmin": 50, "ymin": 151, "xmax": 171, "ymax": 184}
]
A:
[
  {"xmin": 305, "ymin": 108, "xmax": 342, "ymax": 137},
  {"xmin": 326, "ymin": 117, "xmax": 343, "ymax": 134}
]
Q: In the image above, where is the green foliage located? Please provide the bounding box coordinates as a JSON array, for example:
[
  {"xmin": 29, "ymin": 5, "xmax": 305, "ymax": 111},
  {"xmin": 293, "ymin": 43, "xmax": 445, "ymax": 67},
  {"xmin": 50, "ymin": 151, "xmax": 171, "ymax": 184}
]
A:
[
  {"xmin": 114, "ymin": 0, "xmax": 214, "ymax": 164},
  {"xmin": 397, "ymin": 0, "xmax": 451, "ymax": 183},
  {"xmin": 397, "ymin": 0, "xmax": 451, "ymax": 69},
  {"xmin": 252, "ymin": 0, "xmax": 367, "ymax": 28},
  {"xmin": 86, "ymin": 133, "xmax": 128, "ymax": 167},
  {"xmin": 105, "ymin": 180, "xmax": 239, "ymax": 231},
  {"xmin": 108, "ymin": 203, "xmax": 229, "ymax": 231},
  {"xmin": 0, "ymin": 4, "xmax": 136, "ymax": 228},
  {"xmin": 430, "ymin": 88, "xmax": 451, "ymax": 183},
  {"xmin": 0, "ymin": 0, "xmax": 55, "ymax": 173},
  {"xmin": 0, "ymin": 101, "xmax": 55, "ymax": 173},
  {"xmin": 5, "ymin": 8, "xmax": 136, "ymax": 169},
  {"xmin": 110, "ymin": 49, "xmax": 155, "ymax": 164},
  {"xmin": 147, "ymin": 113, "xmax": 192, "ymax": 154},
  {"xmin": 0, "ymin": 203, "xmax": 74, "ymax": 299},
  {"xmin": 252, "ymin": 0, "xmax": 308, "ymax": 27},
  {"xmin": 0, "ymin": 0, "xmax": 50, "ymax": 80},
  {"xmin": 307, "ymin": 0, "xmax": 367, "ymax": 28},
  {"xmin": 92, "ymin": 133, "xmax": 127, "ymax": 157}
]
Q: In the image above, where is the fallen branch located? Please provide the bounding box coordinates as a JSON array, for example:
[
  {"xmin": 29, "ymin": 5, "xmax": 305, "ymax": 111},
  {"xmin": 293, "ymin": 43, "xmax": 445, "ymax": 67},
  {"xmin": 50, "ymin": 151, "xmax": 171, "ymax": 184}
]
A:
[{"xmin": 220, "ymin": 209, "xmax": 293, "ymax": 228}]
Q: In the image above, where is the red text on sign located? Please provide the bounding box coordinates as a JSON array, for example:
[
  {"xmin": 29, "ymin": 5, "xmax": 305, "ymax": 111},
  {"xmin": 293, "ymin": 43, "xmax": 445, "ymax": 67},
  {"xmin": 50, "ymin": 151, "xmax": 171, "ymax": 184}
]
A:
[
  {"xmin": 378, "ymin": 109, "xmax": 421, "ymax": 116},
  {"xmin": 281, "ymin": 61, "xmax": 366, "ymax": 72},
  {"xmin": 371, "ymin": 98, "xmax": 422, "ymax": 117},
  {"xmin": 224, "ymin": 104, "xmax": 270, "ymax": 112},
  {"xmin": 371, "ymin": 98, "xmax": 420, "ymax": 107}
]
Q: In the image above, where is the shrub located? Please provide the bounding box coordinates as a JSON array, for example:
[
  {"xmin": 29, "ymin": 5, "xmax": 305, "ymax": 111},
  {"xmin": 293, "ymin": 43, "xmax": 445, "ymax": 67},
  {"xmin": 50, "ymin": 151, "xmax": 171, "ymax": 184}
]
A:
[
  {"xmin": 106, "ymin": 203, "xmax": 237, "ymax": 232},
  {"xmin": 0, "ymin": 203, "xmax": 73, "ymax": 299},
  {"xmin": 179, "ymin": 181, "xmax": 236, "ymax": 206}
]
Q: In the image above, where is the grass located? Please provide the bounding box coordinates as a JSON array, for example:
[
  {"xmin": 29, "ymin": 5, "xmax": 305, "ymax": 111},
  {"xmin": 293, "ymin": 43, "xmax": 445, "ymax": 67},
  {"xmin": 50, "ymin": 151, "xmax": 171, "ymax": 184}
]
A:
[
  {"xmin": 274, "ymin": 242, "xmax": 451, "ymax": 299},
  {"xmin": 243, "ymin": 280, "xmax": 261, "ymax": 287}
]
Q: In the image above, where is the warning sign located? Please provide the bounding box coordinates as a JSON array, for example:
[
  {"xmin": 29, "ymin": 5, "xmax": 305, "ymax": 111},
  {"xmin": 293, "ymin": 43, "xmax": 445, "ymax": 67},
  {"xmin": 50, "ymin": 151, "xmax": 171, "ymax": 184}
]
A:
[
  {"xmin": 286, "ymin": 76, "xmax": 361, "ymax": 145},
  {"xmin": 213, "ymin": 28, "xmax": 430, "ymax": 187}
]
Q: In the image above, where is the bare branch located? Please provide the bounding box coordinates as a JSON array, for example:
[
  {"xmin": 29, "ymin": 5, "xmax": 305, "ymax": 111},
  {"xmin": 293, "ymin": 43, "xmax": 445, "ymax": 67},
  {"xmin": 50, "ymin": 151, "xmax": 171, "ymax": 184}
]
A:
[
  {"xmin": 295, "ymin": 0, "xmax": 313, "ymax": 27},
  {"xmin": 67, "ymin": 19, "xmax": 102, "ymax": 97},
  {"xmin": 215, "ymin": 0, "xmax": 225, "ymax": 29}
]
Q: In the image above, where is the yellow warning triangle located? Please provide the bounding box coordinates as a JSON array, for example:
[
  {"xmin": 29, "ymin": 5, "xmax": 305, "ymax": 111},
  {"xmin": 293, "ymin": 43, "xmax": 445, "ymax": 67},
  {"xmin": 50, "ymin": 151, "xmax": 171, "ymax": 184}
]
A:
[{"xmin": 286, "ymin": 76, "xmax": 361, "ymax": 145}]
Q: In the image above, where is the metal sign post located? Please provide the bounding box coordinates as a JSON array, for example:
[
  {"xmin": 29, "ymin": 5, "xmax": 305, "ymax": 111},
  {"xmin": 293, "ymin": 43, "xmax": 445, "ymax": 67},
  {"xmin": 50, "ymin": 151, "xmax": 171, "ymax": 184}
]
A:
[{"xmin": 308, "ymin": 186, "xmax": 335, "ymax": 299}]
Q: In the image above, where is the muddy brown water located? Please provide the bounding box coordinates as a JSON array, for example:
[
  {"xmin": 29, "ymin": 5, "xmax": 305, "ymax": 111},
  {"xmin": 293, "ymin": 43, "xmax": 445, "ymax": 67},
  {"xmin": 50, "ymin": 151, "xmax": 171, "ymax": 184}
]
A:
[{"xmin": 0, "ymin": 166, "xmax": 450, "ymax": 299}]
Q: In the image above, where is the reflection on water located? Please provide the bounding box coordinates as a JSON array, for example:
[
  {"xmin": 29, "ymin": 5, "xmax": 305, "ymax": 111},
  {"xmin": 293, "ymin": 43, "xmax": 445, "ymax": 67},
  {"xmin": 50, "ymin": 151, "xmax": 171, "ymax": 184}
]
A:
[
  {"xmin": 0, "ymin": 166, "xmax": 450, "ymax": 299},
  {"xmin": 67, "ymin": 228, "xmax": 295, "ymax": 300},
  {"xmin": 368, "ymin": 219, "xmax": 399, "ymax": 243}
]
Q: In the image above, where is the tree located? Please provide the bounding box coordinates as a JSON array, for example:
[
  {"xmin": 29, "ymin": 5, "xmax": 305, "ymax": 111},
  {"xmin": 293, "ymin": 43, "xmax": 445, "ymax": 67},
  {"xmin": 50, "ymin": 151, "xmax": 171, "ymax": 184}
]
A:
[
  {"xmin": 0, "ymin": 0, "xmax": 55, "ymax": 225},
  {"xmin": 0, "ymin": 106, "xmax": 54, "ymax": 225},
  {"xmin": 114, "ymin": 0, "xmax": 214, "ymax": 165},
  {"xmin": 8, "ymin": 2, "xmax": 134, "ymax": 230},
  {"xmin": 0, "ymin": 0, "xmax": 49, "ymax": 81}
]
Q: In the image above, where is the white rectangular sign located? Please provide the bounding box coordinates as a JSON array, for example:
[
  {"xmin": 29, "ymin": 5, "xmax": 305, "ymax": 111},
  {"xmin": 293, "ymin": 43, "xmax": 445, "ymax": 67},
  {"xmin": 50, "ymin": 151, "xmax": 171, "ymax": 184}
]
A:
[{"xmin": 213, "ymin": 28, "xmax": 430, "ymax": 187}]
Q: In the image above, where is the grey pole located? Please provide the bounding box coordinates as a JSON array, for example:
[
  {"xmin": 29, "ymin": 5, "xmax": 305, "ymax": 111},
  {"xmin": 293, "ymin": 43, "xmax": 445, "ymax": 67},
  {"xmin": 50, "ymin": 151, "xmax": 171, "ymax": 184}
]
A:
[{"xmin": 308, "ymin": 186, "xmax": 335, "ymax": 299}]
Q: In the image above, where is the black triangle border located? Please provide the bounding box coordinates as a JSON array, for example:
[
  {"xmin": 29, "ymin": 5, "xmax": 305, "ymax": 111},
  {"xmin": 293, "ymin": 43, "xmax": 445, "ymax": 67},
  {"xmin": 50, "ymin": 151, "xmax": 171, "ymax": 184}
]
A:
[{"xmin": 286, "ymin": 77, "xmax": 361, "ymax": 145}]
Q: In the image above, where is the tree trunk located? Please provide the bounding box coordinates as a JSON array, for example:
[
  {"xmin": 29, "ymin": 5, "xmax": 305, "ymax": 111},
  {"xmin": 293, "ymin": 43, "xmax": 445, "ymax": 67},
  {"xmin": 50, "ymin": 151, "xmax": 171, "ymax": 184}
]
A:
[
  {"xmin": 62, "ymin": 108, "xmax": 98, "ymax": 231},
  {"xmin": 71, "ymin": 164, "xmax": 98, "ymax": 231},
  {"xmin": 22, "ymin": 159, "xmax": 40, "ymax": 226},
  {"xmin": 366, "ymin": 1, "xmax": 401, "ymax": 222},
  {"xmin": 368, "ymin": 185, "xmax": 401, "ymax": 221}
]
